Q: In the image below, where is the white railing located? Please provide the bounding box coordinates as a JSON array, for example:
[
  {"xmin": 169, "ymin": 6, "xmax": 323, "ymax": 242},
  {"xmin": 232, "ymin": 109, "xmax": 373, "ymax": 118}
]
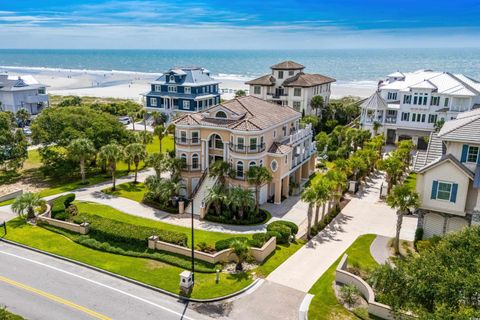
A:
[
  {"xmin": 25, "ymin": 94, "xmax": 48, "ymax": 104},
  {"xmin": 280, "ymin": 124, "xmax": 313, "ymax": 145}
]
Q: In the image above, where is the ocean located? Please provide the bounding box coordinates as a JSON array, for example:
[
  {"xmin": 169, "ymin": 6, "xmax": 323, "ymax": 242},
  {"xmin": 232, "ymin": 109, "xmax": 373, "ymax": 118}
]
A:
[{"xmin": 1, "ymin": 48, "xmax": 480, "ymax": 85}]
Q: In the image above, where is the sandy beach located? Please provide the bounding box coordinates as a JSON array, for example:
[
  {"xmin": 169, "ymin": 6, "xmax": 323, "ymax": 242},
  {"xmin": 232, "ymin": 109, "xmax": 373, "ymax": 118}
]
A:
[{"xmin": 0, "ymin": 66, "xmax": 376, "ymax": 101}]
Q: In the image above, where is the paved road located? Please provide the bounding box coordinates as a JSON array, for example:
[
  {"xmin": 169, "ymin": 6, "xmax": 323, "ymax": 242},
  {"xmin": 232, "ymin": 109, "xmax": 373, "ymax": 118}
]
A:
[
  {"xmin": 0, "ymin": 241, "xmax": 210, "ymax": 320},
  {"xmin": 266, "ymin": 171, "xmax": 417, "ymax": 292}
]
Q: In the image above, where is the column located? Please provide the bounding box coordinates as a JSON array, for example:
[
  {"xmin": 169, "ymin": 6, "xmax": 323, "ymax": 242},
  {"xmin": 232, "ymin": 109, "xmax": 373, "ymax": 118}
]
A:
[
  {"xmin": 282, "ymin": 175, "xmax": 290, "ymax": 198},
  {"xmin": 274, "ymin": 182, "xmax": 282, "ymax": 204},
  {"xmin": 205, "ymin": 142, "xmax": 210, "ymax": 169},
  {"xmin": 224, "ymin": 142, "xmax": 229, "ymax": 161},
  {"xmin": 301, "ymin": 162, "xmax": 309, "ymax": 179},
  {"xmin": 295, "ymin": 168, "xmax": 302, "ymax": 184},
  {"xmin": 201, "ymin": 140, "xmax": 206, "ymax": 170}
]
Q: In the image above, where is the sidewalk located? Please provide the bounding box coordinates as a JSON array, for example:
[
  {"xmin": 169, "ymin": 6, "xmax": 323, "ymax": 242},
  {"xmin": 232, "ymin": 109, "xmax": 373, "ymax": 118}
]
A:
[{"xmin": 265, "ymin": 171, "xmax": 417, "ymax": 292}]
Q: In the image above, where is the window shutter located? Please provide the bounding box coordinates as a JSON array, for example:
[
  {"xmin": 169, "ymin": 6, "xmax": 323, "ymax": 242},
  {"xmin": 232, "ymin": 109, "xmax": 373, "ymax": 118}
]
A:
[
  {"xmin": 461, "ymin": 144, "xmax": 469, "ymax": 162},
  {"xmin": 431, "ymin": 180, "xmax": 438, "ymax": 200},
  {"xmin": 450, "ymin": 183, "xmax": 458, "ymax": 203}
]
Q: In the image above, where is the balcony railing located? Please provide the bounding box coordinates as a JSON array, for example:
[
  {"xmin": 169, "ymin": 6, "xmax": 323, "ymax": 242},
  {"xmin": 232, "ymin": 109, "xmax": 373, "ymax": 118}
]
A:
[
  {"xmin": 290, "ymin": 144, "xmax": 316, "ymax": 170},
  {"xmin": 175, "ymin": 138, "xmax": 201, "ymax": 145},
  {"xmin": 25, "ymin": 94, "xmax": 48, "ymax": 104},
  {"xmin": 229, "ymin": 143, "xmax": 266, "ymax": 154},
  {"xmin": 267, "ymin": 92, "xmax": 288, "ymax": 99},
  {"xmin": 279, "ymin": 124, "xmax": 313, "ymax": 145},
  {"xmin": 385, "ymin": 117, "xmax": 397, "ymax": 124},
  {"xmin": 181, "ymin": 165, "xmax": 202, "ymax": 172}
]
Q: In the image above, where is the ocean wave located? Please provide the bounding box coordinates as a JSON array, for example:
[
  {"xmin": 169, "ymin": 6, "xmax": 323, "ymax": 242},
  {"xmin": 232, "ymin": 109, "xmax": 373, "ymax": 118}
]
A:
[
  {"xmin": 333, "ymin": 80, "xmax": 378, "ymax": 88},
  {"xmin": 0, "ymin": 65, "xmax": 162, "ymax": 76},
  {"xmin": 213, "ymin": 73, "xmax": 255, "ymax": 82}
]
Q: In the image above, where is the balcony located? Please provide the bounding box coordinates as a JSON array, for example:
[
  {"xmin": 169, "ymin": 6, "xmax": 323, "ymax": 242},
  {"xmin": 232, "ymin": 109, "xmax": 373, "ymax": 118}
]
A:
[
  {"xmin": 267, "ymin": 92, "xmax": 288, "ymax": 99},
  {"xmin": 229, "ymin": 143, "xmax": 266, "ymax": 154},
  {"xmin": 279, "ymin": 124, "xmax": 313, "ymax": 145},
  {"xmin": 181, "ymin": 165, "xmax": 202, "ymax": 172},
  {"xmin": 175, "ymin": 138, "xmax": 201, "ymax": 145},
  {"xmin": 25, "ymin": 94, "xmax": 48, "ymax": 104},
  {"xmin": 385, "ymin": 117, "xmax": 397, "ymax": 124}
]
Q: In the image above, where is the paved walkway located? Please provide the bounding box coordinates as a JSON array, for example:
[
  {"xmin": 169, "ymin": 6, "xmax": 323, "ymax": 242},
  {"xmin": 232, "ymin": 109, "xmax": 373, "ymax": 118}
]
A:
[
  {"xmin": 370, "ymin": 235, "xmax": 392, "ymax": 264},
  {"xmin": 266, "ymin": 171, "xmax": 417, "ymax": 292}
]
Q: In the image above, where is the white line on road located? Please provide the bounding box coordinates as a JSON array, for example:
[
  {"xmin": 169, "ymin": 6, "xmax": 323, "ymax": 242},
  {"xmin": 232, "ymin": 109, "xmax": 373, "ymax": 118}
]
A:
[{"xmin": 0, "ymin": 249, "xmax": 197, "ymax": 320}]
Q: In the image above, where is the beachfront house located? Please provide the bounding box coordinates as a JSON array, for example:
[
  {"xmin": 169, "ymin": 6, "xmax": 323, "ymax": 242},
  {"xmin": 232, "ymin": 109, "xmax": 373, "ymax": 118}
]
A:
[
  {"xmin": 172, "ymin": 95, "xmax": 316, "ymax": 215},
  {"xmin": 413, "ymin": 109, "xmax": 480, "ymax": 238},
  {"xmin": 245, "ymin": 61, "xmax": 335, "ymax": 115},
  {"xmin": 0, "ymin": 74, "xmax": 49, "ymax": 115},
  {"xmin": 359, "ymin": 70, "xmax": 480, "ymax": 147},
  {"xmin": 143, "ymin": 67, "xmax": 220, "ymax": 120}
]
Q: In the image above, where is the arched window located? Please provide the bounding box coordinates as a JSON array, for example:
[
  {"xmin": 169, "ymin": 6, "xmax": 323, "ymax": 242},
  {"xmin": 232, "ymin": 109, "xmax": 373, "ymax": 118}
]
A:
[
  {"xmin": 270, "ymin": 160, "xmax": 278, "ymax": 172},
  {"xmin": 192, "ymin": 154, "xmax": 199, "ymax": 169},
  {"xmin": 169, "ymin": 75, "xmax": 175, "ymax": 82},
  {"xmin": 259, "ymin": 160, "xmax": 263, "ymax": 167},
  {"xmin": 180, "ymin": 153, "xmax": 187, "ymax": 166},
  {"xmin": 249, "ymin": 161, "xmax": 256, "ymax": 170},
  {"xmin": 215, "ymin": 111, "xmax": 227, "ymax": 118},
  {"xmin": 236, "ymin": 161, "xmax": 244, "ymax": 178}
]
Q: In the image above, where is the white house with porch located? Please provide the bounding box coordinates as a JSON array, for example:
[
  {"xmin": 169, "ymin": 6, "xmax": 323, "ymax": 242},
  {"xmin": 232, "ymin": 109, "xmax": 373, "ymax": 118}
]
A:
[{"xmin": 0, "ymin": 73, "xmax": 49, "ymax": 115}]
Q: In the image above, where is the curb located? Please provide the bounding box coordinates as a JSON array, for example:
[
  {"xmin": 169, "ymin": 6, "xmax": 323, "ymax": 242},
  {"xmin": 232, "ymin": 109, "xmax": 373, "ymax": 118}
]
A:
[
  {"xmin": 0, "ymin": 237, "xmax": 260, "ymax": 303},
  {"xmin": 298, "ymin": 293, "xmax": 313, "ymax": 320}
]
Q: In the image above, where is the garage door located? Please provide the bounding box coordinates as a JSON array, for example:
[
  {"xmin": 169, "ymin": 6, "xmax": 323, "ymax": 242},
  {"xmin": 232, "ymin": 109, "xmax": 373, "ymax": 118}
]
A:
[
  {"xmin": 423, "ymin": 213, "xmax": 445, "ymax": 238},
  {"xmin": 259, "ymin": 185, "xmax": 268, "ymax": 205},
  {"xmin": 446, "ymin": 217, "xmax": 468, "ymax": 234}
]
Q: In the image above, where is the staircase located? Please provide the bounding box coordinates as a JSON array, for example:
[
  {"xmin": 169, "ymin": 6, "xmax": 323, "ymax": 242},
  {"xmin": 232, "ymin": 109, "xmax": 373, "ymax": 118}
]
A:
[
  {"xmin": 413, "ymin": 132, "xmax": 445, "ymax": 171},
  {"xmin": 185, "ymin": 170, "xmax": 218, "ymax": 215}
]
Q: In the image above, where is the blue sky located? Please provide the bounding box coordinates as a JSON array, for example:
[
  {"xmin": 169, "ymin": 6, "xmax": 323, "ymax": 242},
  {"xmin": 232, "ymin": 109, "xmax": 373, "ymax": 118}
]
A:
[{"xmin": 1, "ymin": 0, "xmax": 479, "ymax": 49}]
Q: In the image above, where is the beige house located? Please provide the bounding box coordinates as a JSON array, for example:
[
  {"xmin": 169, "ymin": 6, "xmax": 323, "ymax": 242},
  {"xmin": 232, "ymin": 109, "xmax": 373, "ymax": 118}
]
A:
[
  {"xmin": 246, "ymin": 61, "xmax": 335, "ymax": 115},
  {"xmin": 414, "ymin": 109, "xmax": 480, "ymax": 238},
  {"xmin": 172, "ymin": 96, "xmax": 316, "ymax": 215}
]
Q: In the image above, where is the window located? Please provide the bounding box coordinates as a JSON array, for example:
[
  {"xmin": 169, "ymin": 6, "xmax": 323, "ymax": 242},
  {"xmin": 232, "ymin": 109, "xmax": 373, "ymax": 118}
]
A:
[
  {"xmin": 250, "ymin": 137, "xmax": 257, "ymax": 151},
  {"xmin": 237, "ymin": 137, "xmax": 244, "ymax": 150},
  {"xmin": 254, "ymin": 86, "xmax": 261, "ymax": 94},
  {"xmin": 180, "ymin": 153, "xmax": 187, "ymax": 165},
  {"xmin": 278, "ymin": 71, "xmax": 284, "ymax": 79},
  {"xmin": 168, "ymin": 86, "xmax": 177, "ymax": 93},
  {"xmin": 294, "ymin": 88, "xmax": 301, "ymax": 96},
  {"xmin": 169, "ymin": 75, "xmax": 175, "ymax": 82},
  {"xmin": 444, "ymin": 97, "xmax": 450, "ymax": 107},
  {"xmin": 38, "ymin": 88, "xmax": 46, "ymax": 94},
  {"xmin": 214, "ymin": 135, "xmax": 223, "ymax": 149},
  {"xmin": 191, "ymin": 131, "xmax": 199, "ymax": 144},
  {"xmin": 285, "ymin": 156, "xmax": 288, "ymax": 164},
  {"xmin": 401, "ymin": 112, "xmax": 410, "ymax": 121},
  {"xmin": 293, "ymin": 101, "xmax": 301, "ymax": 111},
  {"xmin": 412, "ymin": 113, "xmax": 416, "ymax": 122},
  {"xmin": 259, "ymin": 160, "xmax": 263, "ymax": 167},
  {"xmin": 150, "ymin": 98, "xmax": 157, "ymax": 107},
  {"xmin": 249, "ymin": 161, "xmax": 256, "ymax": 170},
  {"xmin": 192, "ymin": 154, "xmax": 199, "ymax": 169},
  {"xmin": 431, "ymin": 96, "xmax": 440, "ymax": 106},
  {"xmin": 421, "ymin": 114, "xmax": 426, "ymax": 122},
  {"xmin": 437, "ymin": 182, "xmax": 452, "ymax": 201},
  {"xmin": 154, "ymin": 85, "xmax": 162, "ymax": 92},
  {"xmin": 236, "ymin": 161, "xmax": 244, "ymax": 178},
  {"xmin": 270, "ymin": 160, "xmax": 278, "ymax": 172},
  {"xmin": 403, "ymin": 95, "xmax": 412, "ymax": 104},
  {"xmin": 413, "ymin": 95, "xmax": 418, "ymax": 105},
  {"xmin": 182, "ymin": 100, "xmax": 190, "ymax": 109},
  {"xmin": 273, "ymin": 130, "xmax": 276, "ymax": 138},
  {"xmin": 180, "ymin": 131, "xmax": 187, "ymax": 143},
  {"xmin": 387, "ymin": 92, "xmax": 397, "ymax": 100},
  {"xmin": 467, "ymin": 146, "xmax": 479, "ymax": 163},
  {"xmin": 282, "ymin": 125, "xmax": 287, "ymax": 136},
  {"xmin": 184, "ymin": 87, "xmax": 191, "ymax": 94},
  {"xmin": 215, "ymin": 111, "xmax": 227, "ymax": 118},
  {"xmin": 428, "ymin": 114, "xmax": 438, "ymax": 123}
]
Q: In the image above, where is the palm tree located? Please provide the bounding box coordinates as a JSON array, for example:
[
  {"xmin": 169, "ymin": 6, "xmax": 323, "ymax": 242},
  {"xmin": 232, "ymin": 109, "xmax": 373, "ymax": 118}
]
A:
[
  {"xmin": 138, "ymin": 109, "xmax": 147, "ymax": 133},
  {"xmin": 146, "ymin": 152, "xmax": 169, "ymax": 178},
  {"xmin": 377, "ymin": 155, "xmax": 403, "ymax": 193},
  {"xmin": 12, "ymin": 192, "xmax": 41, "ymax": 220},
  {"xmin": 205, "ymin": 184, "xmax": 227, "ymax": 216},
  {"xmin": 98, "ymin": 144, "xmax": 123, "ymax": 191},
  {"xmin": 209, "ymin": 160, "xmax": 231, "ymax": 188},
  {"xmin": 67, "ymin": 138, "xmax": 96, "ymax": 183},
  {"xmin": 313, "ymin": 178, "xmax": 331, "ymax": 225},
  {"xmin": 137, "ymin": 131, "xmax": 153, "ymax": 145},
  {"xmin": 124, "ymin": 143, "xmax": 147, "ymax": 183},
  {"xmin": 230, "ymin": 239, "xmax": 250, "ymax": 271},
  {"xmin": 301, "ymin": 185, "xmax": 317, "ymax": 239},
  {"xmin": 229, "ymin": 186, "xmax": 255, "ymax": 220},
  {"xmin": 235, "ymin": 90, "xmax": 246, "ymax": 97},
  {"xmin": 154, "ymin": 124, "xmax": 165, "ymax": 153},
  {"xmin": 325, "ymin": 169, "xmax": 347, "ymax": 209},
  {"xmin": 16, "ymin": 108, "xmax": 30, "ymax": 128},
  {"xmin": 246, "ymin": 166, "xmax": 272, "ymax": 214},
  {"xmin": 372, "ymin": 121, "xmax": 382, "ymax": 136},
  {"xmin": 167, "ymin": 156, "xmax": 185, "ymax": 182},
  {"xmin": 386, "ymin": 184, "xmax": 419, "ymax": 254},
  {"xmin": 348, "ymin": 155, "xmax": 368, "ymax": 181},
  {"xmin": 310, "ymin": 95, "xmax": 324, "ymax": 117},
  {"xmin": 128, "ymin": 111, "xmax": 137, "ymax": 131}
]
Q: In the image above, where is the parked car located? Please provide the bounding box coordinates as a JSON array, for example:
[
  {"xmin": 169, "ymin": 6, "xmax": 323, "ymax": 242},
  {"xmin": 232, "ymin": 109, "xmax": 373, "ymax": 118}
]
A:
[
  {"xmin": 22, "ymin": 127, "xmax": 32, "ymax": 136},
  {"xmin": 118, "ymin": 116, "xmax": 131, "ymax": 125}
]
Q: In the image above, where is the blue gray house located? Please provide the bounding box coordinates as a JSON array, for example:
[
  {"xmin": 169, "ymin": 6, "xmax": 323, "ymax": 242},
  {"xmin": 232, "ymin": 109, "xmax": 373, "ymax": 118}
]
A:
[{"xmin": 144, "ymin": 67, "xmax": 221, "ymax": 118}]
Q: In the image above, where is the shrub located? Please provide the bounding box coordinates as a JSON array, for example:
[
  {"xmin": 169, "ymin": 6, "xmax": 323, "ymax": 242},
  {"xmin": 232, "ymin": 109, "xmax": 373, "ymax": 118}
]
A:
[
  {"xmin": 266, "ymin": 223, "xmax": 291, "ymax": 244},
  {"xmin": 73, "ymin": 213, "xmax": 187, "ymax": 247},
  {"xmin": 196, "ymin": 241, "xmax": 215, "ymax": 253},
  {"xmin": 204, "ymin": 209, "xmax": 269, "ymax": 226},
  {"xmin": 414, "ymin": 228, "xmax": 424, "ymax": 245},
  {"xmin": 50, "ymin": 193, "xmax": 76, "ymax": 220},
  {"xmin": 249, "ymin": 233, "xmax": 272, "ymax": 248},
  {"xmin": 214, "ymin": 237, "xmax": 248, "ymax": 252},
  {"xmin": 339, "ymin": 284, "xmax": 359, "ymax": 307},
  {"xmin": 65, "ymin": 204, "xmax": 79, "ymax": 220},
  {"xmin": 37, "ymin": 200, "xmax": 48, "ymax": 215},
  {"xmin": 266, "ymin": 230, "xmax": 281, "ymax": 242},
  {"xmin": 268, "ymin": 220, "xmax": 298, "ymax": 235}
]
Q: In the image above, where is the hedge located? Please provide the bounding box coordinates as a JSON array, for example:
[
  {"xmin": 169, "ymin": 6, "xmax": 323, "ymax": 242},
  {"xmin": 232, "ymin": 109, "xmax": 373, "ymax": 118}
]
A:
[
  {"xmin": 266, "ymin": 224, "xmax": 291, "ymax": 244},
  {"xmin": 73, "ymin": 213, "xmax": 187, "ymax": 247},
  {"xmin": 249, "ymin": 233, "xmax": 272, "ymax": 248},
  {"xmin": 214, "ymin": 237, "xmax": 249, "ymax": 251},
  {"xmin": 268, "ymin": 220, "xmax": 298, "ymax": 235},
  {"xmin": 50, "ymin": 193, "xmax": 76, "ymax": 220},
  {"xmin": 204, "ymin": 209, "xmax": 270, "ymax": 226}
]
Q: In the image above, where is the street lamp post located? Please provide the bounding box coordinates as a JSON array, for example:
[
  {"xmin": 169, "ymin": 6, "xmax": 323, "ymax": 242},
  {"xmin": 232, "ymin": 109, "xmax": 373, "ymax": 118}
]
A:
[{"xmin": 190, "ymin": 198, "xmax": 195, "ymax": 284}]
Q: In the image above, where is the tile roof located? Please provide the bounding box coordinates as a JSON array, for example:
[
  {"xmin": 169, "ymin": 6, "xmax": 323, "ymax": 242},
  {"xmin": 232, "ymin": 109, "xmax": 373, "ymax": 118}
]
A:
[
  {"xmin": 270, "ymin": 61, "xmax": 305, "ymax": 70},
  {"xmin": 173, "ymin": 95, "xmax": 300, "ymax": 131},
  {"xmin": 437, "ymin": 108, "xmax": 480, "ymax": 143},
  {"xmin": 417, "ymin": 154, "xmax": 475, "ymax": 180},
  {"xmin": 282, "ymin": 72, "xmax": 336, "ymax": 87},
  {"xmin": 245, "ymin": 75, "xmax": 276, "ymax": 86},
  {"xmin": 268, "ymin": 142, "xmax": 293, "ymax": 154}
]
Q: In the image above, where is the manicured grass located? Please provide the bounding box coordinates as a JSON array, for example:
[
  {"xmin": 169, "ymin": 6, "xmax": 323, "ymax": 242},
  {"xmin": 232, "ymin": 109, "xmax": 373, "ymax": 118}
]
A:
[
  {"xmin": 74, "ymin": 201, "xmax": 253, "ymax": 248},
  {"xmin": 308, "ymin": 234, "xmax": 378, "ymax": 320},
  {"xmin": 23, "ymin": 149, "xmax": 42, "ymax": 170},
  {"xmin": 404, "ymin": 172, "xmax": 417, "ymax": 192},
  {"xmin": 147, "ymin": 135, "xmax": 174, "ymax": 154},
  {"xmin": 103, "ymin": 182, "xmax": 146, "ymax": 202},
  {"xmin": 2, "ymin": 218, "xmax": 252, "ymax": 299},
  {"xmin": 255, "ymin": 240, "xmax": 305, "ymax": 277}
]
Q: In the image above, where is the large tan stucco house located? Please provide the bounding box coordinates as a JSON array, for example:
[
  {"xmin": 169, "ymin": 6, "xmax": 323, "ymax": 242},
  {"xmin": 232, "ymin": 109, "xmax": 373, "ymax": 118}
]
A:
[
  {"xmin": 414, "ymin": 108, "xmax": 480, "ymax": 238},
  {"xmin": 172, "ymin": 95, "xmax": 316, "ymax": 215},
  {"xmin": 245, "ymin": 61, "xmax": 335, "ymax": 115}
]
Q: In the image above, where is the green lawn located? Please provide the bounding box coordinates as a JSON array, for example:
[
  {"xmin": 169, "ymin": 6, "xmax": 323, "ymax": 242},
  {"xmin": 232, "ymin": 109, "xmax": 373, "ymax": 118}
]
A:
[
  {"xmin": 23, "ymin": 149, "xmax": 42, "ymax": 170},
  {"xmin": 103, "ymin": 182, "xmax": 146, "ymax": 202},
  {"xmin": 308, "ymin": 234, "xmax": 378, "ymax": 320},
  {"xmin": 2, "ymin": 218, "xmax": 252, "ymax": 299},
  {"xmin": 75, "ymin": 201, "xmax": 253, "ymax": 248}
]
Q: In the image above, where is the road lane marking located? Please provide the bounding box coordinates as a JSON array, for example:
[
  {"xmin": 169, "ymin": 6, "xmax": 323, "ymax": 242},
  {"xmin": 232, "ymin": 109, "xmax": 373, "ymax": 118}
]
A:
[
  {"xmin": 0, "ymin": 249, "xmax": 197, "ymax": 320},
  {"xmin": 0, "ymin": 276, "xmax": 112, "ymax": 320}
]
